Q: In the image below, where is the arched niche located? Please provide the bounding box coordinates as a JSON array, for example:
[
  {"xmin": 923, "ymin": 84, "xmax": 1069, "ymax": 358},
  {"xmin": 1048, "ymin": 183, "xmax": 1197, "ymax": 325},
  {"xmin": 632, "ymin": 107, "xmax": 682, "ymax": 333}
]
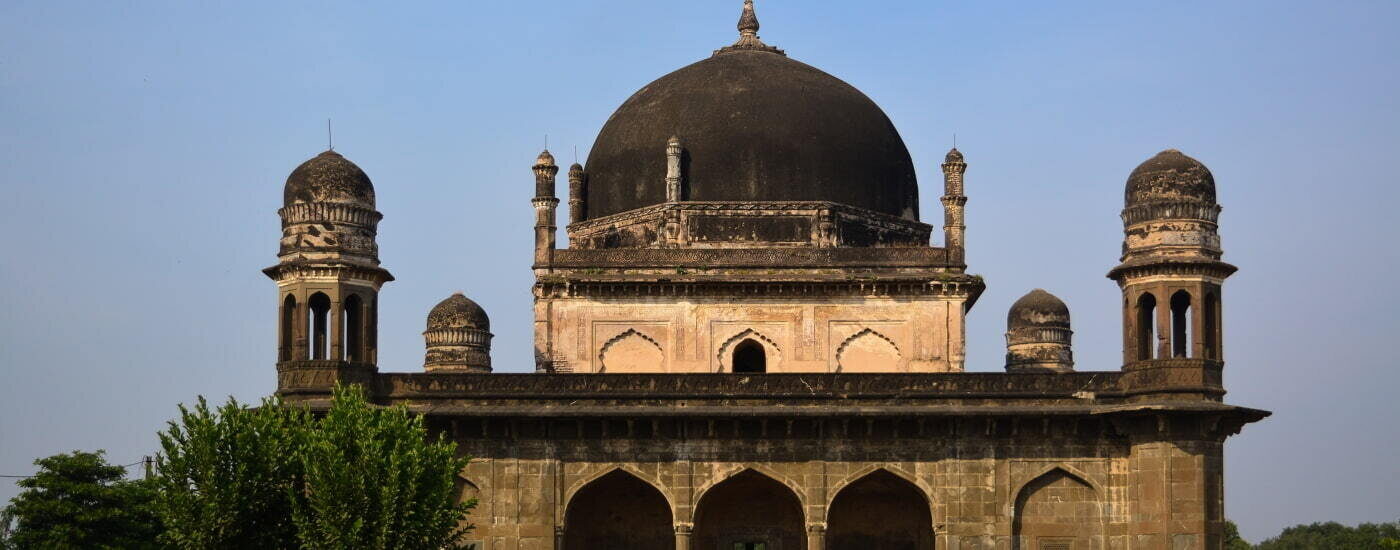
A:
[
  {"xmin": 1012, "ymin": 467, "xmax": 1104, "ymax": 550},
  {"xmin": 836, "ymin": 328, "xmax": 901, "ymax": 372},
  {"xmin": 599, "ymin": 329, "xmax": 665, "ymax": 373}
]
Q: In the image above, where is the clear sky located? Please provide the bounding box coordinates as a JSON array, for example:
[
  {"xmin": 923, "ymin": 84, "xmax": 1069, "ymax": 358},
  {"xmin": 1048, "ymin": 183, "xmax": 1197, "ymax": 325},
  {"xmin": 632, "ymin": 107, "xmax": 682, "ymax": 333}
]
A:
[{"xmin": 1, "ymin": 0, "xmax": 1396, "ymax": 542}]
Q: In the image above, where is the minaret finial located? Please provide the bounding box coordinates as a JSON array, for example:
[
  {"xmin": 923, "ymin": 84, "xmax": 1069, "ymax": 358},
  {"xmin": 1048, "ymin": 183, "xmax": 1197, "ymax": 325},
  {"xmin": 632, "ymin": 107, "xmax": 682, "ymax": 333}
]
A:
[{"xmin": 715, "ymin": 0, "xmax": 784, "ymax": 57}]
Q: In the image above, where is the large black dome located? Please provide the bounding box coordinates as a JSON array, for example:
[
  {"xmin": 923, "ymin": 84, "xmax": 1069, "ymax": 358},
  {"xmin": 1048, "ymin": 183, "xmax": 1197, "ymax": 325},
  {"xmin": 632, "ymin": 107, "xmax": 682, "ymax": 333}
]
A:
[{"xmin": 583, "ymin": 49, "xmax": 919, "ymax": 221}]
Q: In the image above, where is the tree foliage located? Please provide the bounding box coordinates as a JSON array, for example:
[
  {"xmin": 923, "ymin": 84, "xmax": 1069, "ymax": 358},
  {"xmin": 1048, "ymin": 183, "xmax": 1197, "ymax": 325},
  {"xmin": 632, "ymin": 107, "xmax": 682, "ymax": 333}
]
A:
[
  {"xmin": 154, "ymin": 395, "xmax": 310, "ymax": 549},
  {"xmin": 1253, "ymin": 520, "xmax": 1400, "ymax": 550},
  {"xmin": 2, "ymin": 450, "xmax": 159, "ymax": 549},
  {"xmin": 1224, "ymin": 520, "xmax": 1252, "ymax": 550},
  {"xmin": 291, "ymin": 384, "xmax": 474, "ymax": 549},
  {"xmin": 153, "ymin": 385, "xmax": 474, "ymax": 549}
]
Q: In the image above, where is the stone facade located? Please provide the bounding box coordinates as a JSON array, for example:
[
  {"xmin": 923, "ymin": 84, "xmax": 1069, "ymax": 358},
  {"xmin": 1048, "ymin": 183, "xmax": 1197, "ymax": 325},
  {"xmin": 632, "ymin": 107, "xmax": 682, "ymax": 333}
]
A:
[{"xmin": 266, "ymin": 3, "xmax": 1265, "ymax": 549}]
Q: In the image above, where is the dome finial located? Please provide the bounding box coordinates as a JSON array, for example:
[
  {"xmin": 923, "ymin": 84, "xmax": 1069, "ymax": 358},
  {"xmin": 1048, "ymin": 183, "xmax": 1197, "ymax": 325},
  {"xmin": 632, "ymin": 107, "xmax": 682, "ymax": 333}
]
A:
[
  {"xmin": 738, "ymin": 0, "xmax": 759, "ymax": 37},
  {"xmin": 715, "ymin": 0, "xmax": 784, "ymax": 56}
]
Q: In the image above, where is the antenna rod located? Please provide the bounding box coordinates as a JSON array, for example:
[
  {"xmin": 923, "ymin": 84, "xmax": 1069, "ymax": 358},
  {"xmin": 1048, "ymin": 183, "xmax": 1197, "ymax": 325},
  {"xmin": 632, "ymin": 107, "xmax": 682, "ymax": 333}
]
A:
[{"xmin": 328, "ymin": 119, "xmax": 334, "ymax": 151}]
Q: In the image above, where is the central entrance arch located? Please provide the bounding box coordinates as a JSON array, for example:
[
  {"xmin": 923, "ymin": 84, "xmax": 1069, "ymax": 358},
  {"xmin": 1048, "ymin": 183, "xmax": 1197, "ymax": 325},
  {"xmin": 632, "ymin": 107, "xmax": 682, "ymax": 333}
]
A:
[
  {"xmin": 694, "ymin": 469, "xmax": 805, "ymax": 550},
  {"xmin": 827, "ymin": 469, "xmax": 933, "ymax": 550},
  {"xmin": 564, "ymin": 469, "xmax": 674, "ymax": 550}
]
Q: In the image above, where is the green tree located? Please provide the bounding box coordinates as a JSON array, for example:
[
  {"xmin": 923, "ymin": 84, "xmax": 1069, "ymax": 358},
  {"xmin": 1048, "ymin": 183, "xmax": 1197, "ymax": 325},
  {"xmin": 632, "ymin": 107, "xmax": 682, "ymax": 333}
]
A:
[
  {"xmin": 291, "ymin": 384, "xmax": 474, "ymax": 550},
  {"xmin": 2, "ymin": 450, "xmax": 159, "ymax": 549},
  {"xmin": 154, "ymin": 395, "xmax": 311, "ymax": 549},
  {"xmin": 1255, "ymin": 520, "xmax": 1400, "ymax": 550},
  {"xmin": 1224, "ymin": 520, "xmax": 1253, "ymax": 549}
]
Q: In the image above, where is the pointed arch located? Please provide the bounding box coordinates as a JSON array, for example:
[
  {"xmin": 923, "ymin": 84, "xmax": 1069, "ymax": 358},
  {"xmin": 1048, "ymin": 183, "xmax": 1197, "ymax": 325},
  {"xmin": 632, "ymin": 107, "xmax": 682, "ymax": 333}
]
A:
[
  {"xmin": 598, "ymin": 329, "xmax": 665, "ymax": 373},
  {"xmin": 563, "ymin": 464, "xmax": 676, "ymax": 514},
  {"xmin": 1010, "ymin": 465, "xmax": 1105, "ymax": 550},
  {"xmin": 716, "ymin": 328, "xmax": 782, "ymax": 372},
  {"xmin": 825, "ymin": 464, "xmax": 934, "ymax": 514},
  {"xmin": 836, "ymin": 328, "xmax": 902, "ymax": 372},
  {"xmin": 828, "ymin": 468, "xmax": 935, "ymax": 550},
  {"xmin": 564, "ymin": 467, "xmax": 674, "ymax": 550},
  {"xmin": 691, "ymin": 464, "xmax": 810, "ymax": 514},
  {"xmin": 342, "ymin": 293, "xmax": 363, "ymax": 362},
  {"xmin": 693, "ymin": 467, "xmax": 807, "ymax": 550},
  {"xmin": 280, "ymin": 294, "xmax": 297, "ymax": 361},
  {"xmin": 455, "ymin": 475, "xmax": 480, "ymax": 505},
  {"xmin": 307, "ymin": 292, "xmax": 331, "ymax": 360},
  {"xmin": 1135, "ymin": 292, "xmax": 1158, "ymax": 360},
  {"xmin": 1170, "ymin": 290, "xmax": 1193, "ymax": 358}
]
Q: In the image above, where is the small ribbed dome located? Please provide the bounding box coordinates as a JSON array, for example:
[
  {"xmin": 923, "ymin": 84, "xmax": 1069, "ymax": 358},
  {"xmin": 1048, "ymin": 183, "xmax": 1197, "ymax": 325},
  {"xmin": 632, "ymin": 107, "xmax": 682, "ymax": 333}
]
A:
[
  {"xmin": 945, "ymin": 148, "xmax": 964, "ymax": 163},
  {"xmin": 426, "ymin": 293, "xmax": 490, "ymax": 331},
  {"xmin": 1125, "ymin": 149, "xmax": 1215, "ymax": 206},
  {"xmin": 284, "ymin": 151, "xmax": 375, "ymax": 208},
  {"xmin": 1007, "ymin": 289, "xmax": 1070, "ymax": 329},
  {"xmin": 535, "ymin": 150, "xmax": 556, "ymax": 166}
]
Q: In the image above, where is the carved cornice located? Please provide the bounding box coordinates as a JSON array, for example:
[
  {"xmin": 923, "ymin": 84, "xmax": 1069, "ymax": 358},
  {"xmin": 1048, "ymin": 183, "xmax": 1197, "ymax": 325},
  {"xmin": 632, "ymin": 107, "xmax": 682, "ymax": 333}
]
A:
[
  {"xmin": 546, "ymin": 246, "xmax": 955, "ymax": 269},
  {"xmin": 535, "ymin": 277, "xmax": 983, "ymax": 300},
  {"xmin": 565, "ymin": 200, "xmax": 932, "ymax": 249},
  {"xmin": 1121, "ymin": 200, "xmax": 1220, "ymax": 226},
  {"xmin": 263, "ymin": 260, "xmax": 394, "ymax": 284},
  {"xmin": 1107, "ymin": 257, "xmax": 1237, "ymax": 282},
  {"xmin": 278, "ymin": 202, "xmax": 381, "ymax": 227}
]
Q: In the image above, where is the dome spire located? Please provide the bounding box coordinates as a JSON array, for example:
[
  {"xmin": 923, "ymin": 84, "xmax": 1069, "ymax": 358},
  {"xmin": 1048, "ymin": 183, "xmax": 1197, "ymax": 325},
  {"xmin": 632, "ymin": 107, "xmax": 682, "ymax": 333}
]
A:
[
  {"xmin": 715, "ymin": 0, "xmax": 785, "ymax": 56},
  {"xmin": 738, "ymin": 0, "xmax": 759, "ymax": 37}
]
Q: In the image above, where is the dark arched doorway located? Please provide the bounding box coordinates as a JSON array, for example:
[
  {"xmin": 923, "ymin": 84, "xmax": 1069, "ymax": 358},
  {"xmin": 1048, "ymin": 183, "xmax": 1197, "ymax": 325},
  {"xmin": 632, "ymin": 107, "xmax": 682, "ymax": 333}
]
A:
[
  {"xmin": 694, "ymin": 469, "xmax": 804, "ymax": 550},
  {"xmin": 733, "ymin": 339, "xmax": 766, "ymax": 373},
  {"xmin": 564, "ymin": 470, "xmax": 673, "ymax": 550},
  {"xmin": 827, "ymin": 470, "xmax": 933, "ymax": 550}
]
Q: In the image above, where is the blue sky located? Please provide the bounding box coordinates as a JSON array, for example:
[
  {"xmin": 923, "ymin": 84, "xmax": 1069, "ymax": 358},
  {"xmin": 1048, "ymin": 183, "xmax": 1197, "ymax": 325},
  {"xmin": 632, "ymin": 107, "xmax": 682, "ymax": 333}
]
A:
[{"xmin": 1, "ymin": 1, "xmax": 1396, "ymax": 542}]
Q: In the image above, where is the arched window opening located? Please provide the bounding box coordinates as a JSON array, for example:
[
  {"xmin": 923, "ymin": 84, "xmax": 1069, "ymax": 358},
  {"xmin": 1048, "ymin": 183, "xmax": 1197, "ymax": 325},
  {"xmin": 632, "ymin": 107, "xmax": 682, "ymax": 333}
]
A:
[
  {"xmin": 732, "ymin": 339, "xmax": 766, "ymax": 373},
  {"xmin": 308, "ymin": 292, "xmax": 331, "ymax": 360},
  {"xmin": 1171, "ymin": 290, "xmax": 1192, "ymax": 358},
  {"xmin": 280, "ymin": 295, "xmax": 297, "ymax": 361},
  {"xmin": 1203, "ymin": 292, "xmax": 1219, "ymax": 359},
  {"xmin": 1136, "ymin": 293, "xmax": 1157, "ymax": 361},
  {"xmin": 343, "ymin": 294, "xmax": 363, "ymax": 362}
]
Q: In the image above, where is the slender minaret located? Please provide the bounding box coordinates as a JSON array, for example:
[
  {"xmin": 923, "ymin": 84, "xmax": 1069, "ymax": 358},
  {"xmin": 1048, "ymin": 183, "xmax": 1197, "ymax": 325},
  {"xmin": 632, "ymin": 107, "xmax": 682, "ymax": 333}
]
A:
[
  {"xmin": 532, "ymin": 150, "xmax": 559, "ymax": 266},
  {"xmin": 1109, "ymin": 149, "xmax": 1235, "ymax": 365},
  {"xmin": 665, "ymin": 136, "xmax": 683, "ymax": 202},
  {"xmin": 567, "ymin": 162, "xmax": 586, "ymax": 225},
  {"xmin": 941, "ymin": 148, "xmax": 968, "ymax": 263}
]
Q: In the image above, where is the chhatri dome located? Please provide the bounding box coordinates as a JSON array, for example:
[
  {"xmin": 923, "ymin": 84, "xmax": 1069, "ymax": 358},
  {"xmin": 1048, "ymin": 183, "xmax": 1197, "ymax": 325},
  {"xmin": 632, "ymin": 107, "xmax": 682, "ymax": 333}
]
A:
[
  {"xmin": 582, "ymin": 0, "xmax": 920, "ymax": 221},
  {"xmin": 1124, "ymin": 149, "xmax": 1216, "ymax": 207},
  {"xmin": 282, "ymin": 150, "xmax": 376, "ymax": 208}
]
